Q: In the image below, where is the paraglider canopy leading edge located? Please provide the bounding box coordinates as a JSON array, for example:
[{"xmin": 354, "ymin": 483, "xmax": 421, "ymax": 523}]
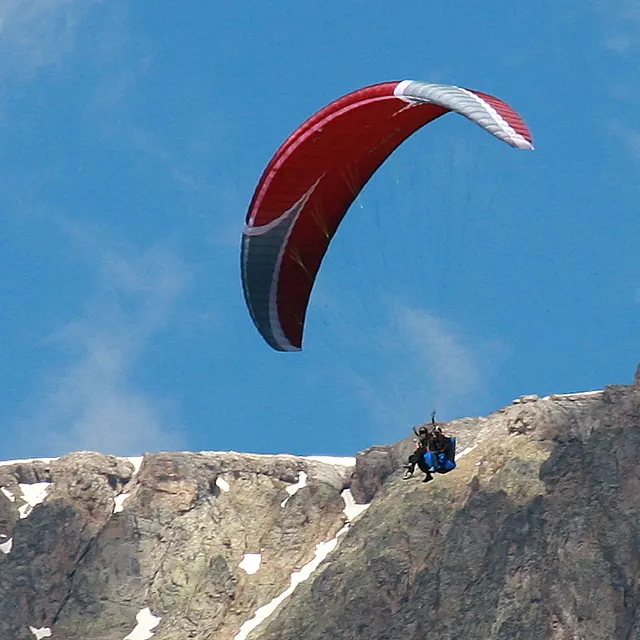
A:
[{"xmin": 241, "ymin": 80, "xmax": 534, "ymax": 352}]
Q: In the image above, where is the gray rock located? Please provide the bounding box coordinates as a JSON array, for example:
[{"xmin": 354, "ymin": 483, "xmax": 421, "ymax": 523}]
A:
[
  {"xmin": 0, "ymin": 366, "xmax": 639, "ymax": 639},
  {"xmin": 256, "ymin": 379, "xmax": 640, "ymax": 640}
]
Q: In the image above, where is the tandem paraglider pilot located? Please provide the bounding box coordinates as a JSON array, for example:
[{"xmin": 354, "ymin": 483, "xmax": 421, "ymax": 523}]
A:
[{"xmin": 403, "ymin": 415, "xmax": 456, "ymax": 483}]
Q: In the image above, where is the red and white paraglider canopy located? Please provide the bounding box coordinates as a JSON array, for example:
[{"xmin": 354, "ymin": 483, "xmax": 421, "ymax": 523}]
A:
[{"xmin": 241, "ymin": 80, "xmax": 533, "ymax": 351}]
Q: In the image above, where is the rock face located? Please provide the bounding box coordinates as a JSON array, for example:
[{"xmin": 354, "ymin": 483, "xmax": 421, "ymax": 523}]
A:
[
  {"xmin": 0, "ymin": 452, "xmax": 357, "ymax": 640},
  {"xmin": 0, "ymin": 372, "xmax": 639, "ymax": 640}
]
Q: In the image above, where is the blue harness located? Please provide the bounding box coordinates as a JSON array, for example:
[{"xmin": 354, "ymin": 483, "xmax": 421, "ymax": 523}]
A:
[{"xmin": 423, "ymin": 437, "xmax": 457, "ymax": 474}]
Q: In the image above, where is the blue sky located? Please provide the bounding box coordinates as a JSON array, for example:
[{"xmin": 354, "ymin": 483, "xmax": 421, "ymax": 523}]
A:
[{"xmin": 1, "ymin": 1, "xmax": 638, "ymax": 460}]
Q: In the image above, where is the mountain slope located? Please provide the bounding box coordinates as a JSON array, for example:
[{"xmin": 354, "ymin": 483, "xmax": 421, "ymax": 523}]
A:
[{"xmin": 1, "ymin": 366, "xmax": 638, "ymax": 640}]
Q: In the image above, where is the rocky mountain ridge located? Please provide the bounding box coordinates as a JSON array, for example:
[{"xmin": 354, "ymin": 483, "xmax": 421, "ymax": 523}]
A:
[{"xmin": 1, "ymin": 365, "xmax": 639, "ymax": 639}]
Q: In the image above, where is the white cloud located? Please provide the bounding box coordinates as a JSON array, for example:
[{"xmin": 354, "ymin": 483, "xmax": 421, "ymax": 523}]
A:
[
  {"xmin": 594, "ymin": 0, "xmax": 640, "ymax": 53},
  {"xmin": 374, "ymin": 304, "xmax": 510, "ymax": 425},
  {"xmin": 15, "ymin": 231, "xmax": 189, "ymax": 457},
  {"xmin": 395, "ymin": 306, "xmax": 481, "ymax": 399},
  {"xmin": 79, "ymin": 22, "xmax": 228, "ymax": 244},
  {"xmin": 591, "ymin": 2, "xmax": 640, "ymax": 182},
  {"xmin": 0, "ymin": 0, "xmax": 99, "ymax": 76},
  {"xmin": 324, "ymin": 302, "xmax": 509, "ymax": 434},
  {"xmin": 602, "ymin": 33, "xmax": 635, "ymax": 54},
  {"xmin": 610, "ymin": 120, "xmax": 640, "ymax": 163}
]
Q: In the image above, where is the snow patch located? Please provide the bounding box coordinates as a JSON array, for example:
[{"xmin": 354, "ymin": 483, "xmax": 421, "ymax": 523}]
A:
[
  {"xmin": 234, "ymin": 530, "xmax": 345, "ymax": 640},
  {"xmin": 281, "ymin": 471, "xmax": 307, "ymax": 507},
  {"xmin": 543, "ymin": 390, "xmax": 604, "ymax": 401},
  {"xmin": 29, "ymin": 627, "xmax": 52, "ymax": 639},
  {"xmin": 124, "ymin": 607, "xmax": 161, "ymax": 640},
  {"xmin": 216, "ymin": 477, "xmax": 230, "ymax": 493},
  {"xmin": 0, "ymin": 537, "xmax": 13, "ymax": 554},
  {"xmin": 196, "ymin": 451, "xmax": 357, "ymax": 468},
  {"xmin": 1, "ymin": 487, "xmax": 16, "ymax": 502},
  {"xmin": 126, "ymin": 456, "xmax": 144, "ymax": 475},
  {"xmin": 458, "ymin": 445, "xmax": 477, "ymax": 459},
  {"xmin": 114, "ymin": 493, "xmax": 130, "ymax": 514},
  {"xmin": 239, "ymin": 553, "xmax": 262, "ymax": 575},
  {"xmin": 18, "ymin": 482, "xmax": 51, "ymax": 519},
  {"xmin": 0, "ymin": 457, "xmax": 57, "ymax": 467},
  {"xmin": 304, "ymin": 456, "xmax": 356, "ymax": 467},
  {"xmin": 112, "ymin": 456, "xmax": 144, "ymax": 513},
  {"xmin": 341, "ymin": 489, "xmax": 369, "ymax": 522}
]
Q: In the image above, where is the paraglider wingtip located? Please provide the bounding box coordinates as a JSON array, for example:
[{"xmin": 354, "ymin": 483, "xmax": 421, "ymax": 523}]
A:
[
  {"xmin": 515, "ymin": 138, "xmax": 534, "ymax": 151},
  {"xmin": 273, "ymin": 343, "xmax": 302, "ymax": 353}
]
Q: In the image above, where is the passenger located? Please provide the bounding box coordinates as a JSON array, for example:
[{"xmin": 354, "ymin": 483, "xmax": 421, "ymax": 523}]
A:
[{"xmin": 403, "ymin": 416, "xmax": 456, "ymax": 482}]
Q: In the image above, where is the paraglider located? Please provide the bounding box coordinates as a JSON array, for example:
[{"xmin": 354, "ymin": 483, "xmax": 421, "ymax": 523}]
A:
[
  {"xmin": 241, "ymin": 80, "xmax": 533, "ymax": 351},
  {"xmin": 403, "ymin": 413, "xmax": 457, "ymax": 483}
]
